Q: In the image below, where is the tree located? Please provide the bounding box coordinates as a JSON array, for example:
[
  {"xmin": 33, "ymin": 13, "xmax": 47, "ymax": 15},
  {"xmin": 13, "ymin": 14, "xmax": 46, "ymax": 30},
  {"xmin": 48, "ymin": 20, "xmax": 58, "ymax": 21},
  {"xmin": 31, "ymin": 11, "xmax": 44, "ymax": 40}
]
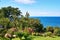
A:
[
  {"xmin": 0, "ymin": 6, "xmax": 22, "ymax": 20},
  {"xmin": 0, "ymin": 18, "xmax": 10, "ymax": 29},
  {"xmin": 29, "ymin": 18, "xmax": 43, "ymax": 33},
  {"xmin": 0, "ymin": 9, "xmax": 4, "ymax": 18},
  {"xmin": 0, "ymin": 6, "xmax": 22, "ymax": 29},
  {"xmin": 18, "ymin": 14, "xmax": 43, "ymax": 33},
  {"xmin": 25, "ymin": 11, "xmax": 30, "ymax": 18}
]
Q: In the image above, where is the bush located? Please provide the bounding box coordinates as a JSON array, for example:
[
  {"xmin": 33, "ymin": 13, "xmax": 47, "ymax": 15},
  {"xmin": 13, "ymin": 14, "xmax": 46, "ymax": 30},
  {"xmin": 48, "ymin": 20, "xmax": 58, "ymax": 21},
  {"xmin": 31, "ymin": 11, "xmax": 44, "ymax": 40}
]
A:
[
  {"xmin": 43, "ymin": 32, "xmax": 52, "ymax": 37},
  {"xmin": 56, "ymin": 30, "xmax": 60, "ymax": 36},
  {"xmin": 35, "ymin": 33, "xmax": 40, "ymax": 36},
  {"xmin": 17, "ymin": 32, "xmax": 24, "ymax": 38},
  {"xmin": 32, "ymin": 32, "xmax": 40, "ymax": 36},
  {"xmin": 23, "ymin": 34, "xmax": 32, "ymax": 40},
  {"xmin": 0, "ymin": 29, "xmax": 7, "ymax": 37},
  {"xmin": 24, "ymin": 36, "xmax": 32, "ymax": 40},
  {"xmin": 42, "ymin": 34, "xmax": 47, "ymax": 37},
  {"xmin": 15, "ymin": 31, "xmax": 32, "ymax": 40},
  {"xmin": 54, "ymin": 29, "xmax": 60, "ymax": 36},
  {"xmin": 0, "ymin": 37, "xmax": 9, "ymax": 40}
]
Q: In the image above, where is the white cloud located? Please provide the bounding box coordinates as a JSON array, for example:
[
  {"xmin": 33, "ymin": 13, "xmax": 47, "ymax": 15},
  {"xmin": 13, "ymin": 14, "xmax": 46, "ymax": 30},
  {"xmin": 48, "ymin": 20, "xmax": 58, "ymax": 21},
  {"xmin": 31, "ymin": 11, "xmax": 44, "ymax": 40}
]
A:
[
  {"xmin": 29, "ymin": 11, "xmax": 60, "ymax": 17},
  {"xmin": 13, "ymin": 0, "xmax": 36, "ymax": 4}
]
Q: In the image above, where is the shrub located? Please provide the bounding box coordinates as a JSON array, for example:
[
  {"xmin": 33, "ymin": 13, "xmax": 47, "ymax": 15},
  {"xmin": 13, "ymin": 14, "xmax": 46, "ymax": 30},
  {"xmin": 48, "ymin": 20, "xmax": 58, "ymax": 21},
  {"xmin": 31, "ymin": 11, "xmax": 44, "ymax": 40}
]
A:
[
  {"xmin": 32, "ymin": 32, "xmax": 40, "ymax": 36},
  {"xmin": 54, "ymin": 29, "xmax": 60, "ymax": 36},
  {"xmin": 42, "ymin": 34, "xmax": 47, "ymax": 37},
  {"xmin": 15, "ymin": 31, "xmax": 32, "ymax": 40},
  {"xmin": 24, "ymin": 36, "xmax": 32, "ymax": 40},
  {"xmin": 0, "ymin": 29, "xmax": 7, "ymax": 37},
  {"xmin": 55, "ymin": 30, "xmax": 60, "ymax": 36},
  {"xmin": 0, "ymin": 37, "xmax": 9, "ymax": 40},
  {"xmin": 44, "ymin": 32, "xmax": 52, "ymax": 37},
  {"xmin": 23, "ymin": 33, "xmax": 32, "ymax": 40},
  {"xmin": 46, "ymin": 26, "xmax": 54, "ymax": 33}
]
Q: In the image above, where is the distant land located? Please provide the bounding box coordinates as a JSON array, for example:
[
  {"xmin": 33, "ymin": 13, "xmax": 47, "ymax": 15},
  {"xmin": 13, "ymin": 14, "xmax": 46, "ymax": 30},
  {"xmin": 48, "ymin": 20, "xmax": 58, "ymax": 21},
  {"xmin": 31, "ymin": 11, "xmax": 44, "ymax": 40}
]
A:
[{"xmin": 31, "ymin": 17, "xmax": 60, "ymax": 27}]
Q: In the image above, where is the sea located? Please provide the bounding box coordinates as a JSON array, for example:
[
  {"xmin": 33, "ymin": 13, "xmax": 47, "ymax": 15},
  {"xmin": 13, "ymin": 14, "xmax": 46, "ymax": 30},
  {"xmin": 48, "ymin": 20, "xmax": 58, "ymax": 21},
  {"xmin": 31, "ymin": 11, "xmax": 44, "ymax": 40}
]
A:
[{"xmin": 31, "ymin": 17, "xmax": 60, "ymax": 27}]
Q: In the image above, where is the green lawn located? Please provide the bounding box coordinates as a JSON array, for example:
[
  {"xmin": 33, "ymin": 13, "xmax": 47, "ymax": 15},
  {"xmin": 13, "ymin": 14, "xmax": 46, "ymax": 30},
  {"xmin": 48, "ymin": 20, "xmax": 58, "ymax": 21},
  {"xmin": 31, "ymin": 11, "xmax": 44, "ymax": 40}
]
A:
[
  {"xmin": 33, "ymin": 36, "xmax": 60, "ymax": 40},
  {"xmin": 12, "ymin": 36, "xmax": 60, "ymax": 40}
]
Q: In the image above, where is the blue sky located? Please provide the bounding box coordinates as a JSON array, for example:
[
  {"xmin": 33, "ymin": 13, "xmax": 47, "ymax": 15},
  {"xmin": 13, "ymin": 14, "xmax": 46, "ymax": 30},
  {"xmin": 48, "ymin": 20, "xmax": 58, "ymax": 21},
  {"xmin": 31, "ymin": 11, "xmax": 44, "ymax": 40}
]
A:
[{"xmin": 0, "ymin": 0, "xmax": 60, "ymax": 17}]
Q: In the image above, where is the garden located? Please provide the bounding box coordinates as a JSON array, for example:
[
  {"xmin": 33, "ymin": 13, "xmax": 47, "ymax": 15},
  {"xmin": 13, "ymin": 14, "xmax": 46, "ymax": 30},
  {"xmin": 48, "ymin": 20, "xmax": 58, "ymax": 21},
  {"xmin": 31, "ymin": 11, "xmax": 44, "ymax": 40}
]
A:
[{"xmin": 0, "ymin": 6, "xmax": 60, "ymax": 40}]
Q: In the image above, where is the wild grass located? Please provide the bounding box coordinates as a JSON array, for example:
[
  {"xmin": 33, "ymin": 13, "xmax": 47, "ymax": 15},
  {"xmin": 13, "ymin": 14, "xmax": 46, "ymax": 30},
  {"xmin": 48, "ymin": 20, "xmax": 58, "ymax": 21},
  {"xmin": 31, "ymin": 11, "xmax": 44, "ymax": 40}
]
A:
[{"xmin": 12, "ymin": 36, "xmax": 60, "ymax": 40}]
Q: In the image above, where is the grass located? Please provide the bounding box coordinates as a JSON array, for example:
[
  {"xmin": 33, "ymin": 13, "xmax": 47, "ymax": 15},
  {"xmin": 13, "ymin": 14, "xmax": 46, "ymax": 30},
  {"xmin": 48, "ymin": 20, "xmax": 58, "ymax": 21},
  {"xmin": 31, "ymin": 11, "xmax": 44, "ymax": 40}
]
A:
[
  {"xmin": 33, "ymin": 36, "xmax": 60, "ymax": 40},
  {"xmin": 12, "ymin": 36, "xmax": 60, "ymax": 40}
]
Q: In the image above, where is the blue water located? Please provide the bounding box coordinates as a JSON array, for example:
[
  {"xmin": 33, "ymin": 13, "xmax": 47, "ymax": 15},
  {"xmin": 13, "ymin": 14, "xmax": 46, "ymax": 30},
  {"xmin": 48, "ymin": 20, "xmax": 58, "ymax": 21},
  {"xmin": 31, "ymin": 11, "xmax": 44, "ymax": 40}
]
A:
[{"xmin": 31, "ymin": 17, "xmax": 60, "ymax": 27}]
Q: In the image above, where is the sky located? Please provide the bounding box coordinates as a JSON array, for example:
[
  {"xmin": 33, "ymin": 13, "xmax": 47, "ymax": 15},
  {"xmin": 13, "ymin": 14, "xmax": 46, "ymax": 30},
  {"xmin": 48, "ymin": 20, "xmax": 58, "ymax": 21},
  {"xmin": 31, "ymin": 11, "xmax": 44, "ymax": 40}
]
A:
[{"xmin": 0, "ymin": 0, "xmax": 60, "ymax": 17}]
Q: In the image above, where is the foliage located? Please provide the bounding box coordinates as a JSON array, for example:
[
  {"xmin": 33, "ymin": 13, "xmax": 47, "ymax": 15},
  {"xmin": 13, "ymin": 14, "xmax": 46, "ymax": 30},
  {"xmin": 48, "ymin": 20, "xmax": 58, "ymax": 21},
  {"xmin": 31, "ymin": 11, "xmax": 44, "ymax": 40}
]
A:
[
  {"xmin": 33, "ymin": 32, "xmax": 40, "ymax": 36},
  {"xmin": 46, "ymin": 32, "xmax": 52, "ymax": 36},
  {"xmin": 19, "ymin": 15, "xmax": 43, "ymax": 33},
  {"xmin": 0, "ymin": 6, "xmax": 60, "ymax": 40},
  {"xmin": 0, "ymin": 18, "xmax": 10, "ymax": 29},
  {"xmin": 57, "ymin": 30, "xmax": 60, "ymax": 36},
  {"xmin": 15, "ymin": 31, "xmax": 32, "ymax": 40},
  {"xmin": 25, "ymin": 11, "xmax": 30, "ymax": 18},
  {"xmin": 46, "ymin": 26, "xmax": 54, "ymax": 33},
  {"xmin": 0, "ymin": 6, "xmax": 21, "ymax": 18},
  {"xmin": 54, "ymin": 27, "xmax": 60, "ymax": 36},
  {"xmin": 43, "ymin": 32, "xmax": 52, "ymax": 37},
  {"xmin": 0, "ymin": 28, "xmax": 7, "ymax": 37},
  {"xmin": 0, "ymin": 37, "xmax": 9, "ymax": 40}
]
